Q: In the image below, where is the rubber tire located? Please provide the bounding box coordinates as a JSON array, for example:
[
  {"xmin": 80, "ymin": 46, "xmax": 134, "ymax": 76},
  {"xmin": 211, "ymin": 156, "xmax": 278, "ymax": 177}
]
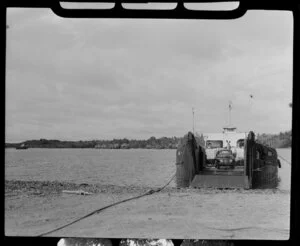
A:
[
  {"xmin": 252, "ymin": 165, "xmax": 278, "ymax": 188},
  {"xmin": 176, "ymin": 144, "xmax": 195, "ymax": 188},
  {"xmin": 176, "ymin": 163, "xmax": 190, "ymax": 188}
]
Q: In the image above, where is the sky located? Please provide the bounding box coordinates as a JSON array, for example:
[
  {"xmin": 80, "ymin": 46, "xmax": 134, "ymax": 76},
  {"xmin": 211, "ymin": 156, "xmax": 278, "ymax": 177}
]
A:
[{"xmin": 5, "ymin": 4, "xmax": 293, "ymax": 142}]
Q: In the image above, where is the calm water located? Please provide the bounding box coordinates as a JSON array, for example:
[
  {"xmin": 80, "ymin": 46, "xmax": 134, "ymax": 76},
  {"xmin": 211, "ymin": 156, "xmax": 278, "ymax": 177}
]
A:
[
  {"xmin": 5, "ymin": 148, "xmax": 291, "ymax": 190},
  {"xmin": 5, "ymin": 149, "xmax": 177, "ymax": 188}
]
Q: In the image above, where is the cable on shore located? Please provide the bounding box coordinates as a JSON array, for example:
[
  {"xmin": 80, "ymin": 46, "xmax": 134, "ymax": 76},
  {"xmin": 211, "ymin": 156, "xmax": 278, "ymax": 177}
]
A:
[
  {"xmin": 256, "ymin": 141, "xmax": 291, "ymax": 166},
  {"xmin": 37, "ymin": 172, "xmax": 176, "ymax": 237}
]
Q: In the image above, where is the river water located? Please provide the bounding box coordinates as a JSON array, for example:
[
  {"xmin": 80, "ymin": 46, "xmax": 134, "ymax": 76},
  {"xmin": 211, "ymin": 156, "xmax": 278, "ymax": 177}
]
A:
[{"xmin": 5, "ymin": 148, "xmax": 291, "ymax": 191}]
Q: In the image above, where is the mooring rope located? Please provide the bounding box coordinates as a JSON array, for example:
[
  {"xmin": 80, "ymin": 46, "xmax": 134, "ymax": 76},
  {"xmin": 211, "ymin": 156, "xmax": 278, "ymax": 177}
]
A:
[
  {"xmin": 277, "ymin": 154, "xmax": 291, "ymax": 165},
  {"xmin": 37, "ymin": 172, "xmax": 176, "ymax": 237},
  {"xmin": 256, "ymin": 141, "xmax": 291, "ymax": 166}
]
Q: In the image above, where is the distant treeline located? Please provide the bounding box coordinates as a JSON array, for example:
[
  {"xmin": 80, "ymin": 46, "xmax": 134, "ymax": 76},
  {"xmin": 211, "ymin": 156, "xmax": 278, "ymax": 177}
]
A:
[
  {"xmin": 256, "ymin": 130, "xmax": 292, "ymax": 148},
  {"xmin": 5, "ymin": 136, "xmax": 181, "ymax": 149},
  {"xmin": 6, "ymin": 130, "xmax": 292, "ymax": 149}
]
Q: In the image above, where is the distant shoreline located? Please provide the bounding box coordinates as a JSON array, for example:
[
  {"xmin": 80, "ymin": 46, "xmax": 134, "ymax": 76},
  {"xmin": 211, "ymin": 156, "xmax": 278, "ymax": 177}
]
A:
[
  {"xmin": 5, "ymin": 146, "xmax": 177, "ymax": 150},
  {"xmin": 5, "ymin": 137, "xmax": 180, "ymax": 150},
  {"xmin": 6, "ymin": 130, "xmax": 291, "ymax": 149},
  {"xmin": 5, "ymin": 146, "xmax": 291, "ymax": 149}
]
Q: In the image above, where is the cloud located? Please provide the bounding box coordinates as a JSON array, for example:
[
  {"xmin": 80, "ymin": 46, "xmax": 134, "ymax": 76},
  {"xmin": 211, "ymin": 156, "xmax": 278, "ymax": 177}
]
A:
[{"xmin": 5, "ymin": 8, "xmax": 293, "ymax": 142}]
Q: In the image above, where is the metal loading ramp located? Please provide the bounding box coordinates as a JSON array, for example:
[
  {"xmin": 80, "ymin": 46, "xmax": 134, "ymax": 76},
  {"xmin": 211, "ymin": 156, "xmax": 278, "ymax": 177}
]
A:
[
  {"xmin": 190, "ymin": 173, "xmax": 250, "ymax": 189},
  {"xmin": 190, "ymin": 166, "xmax": 250, "ymax": 189}
]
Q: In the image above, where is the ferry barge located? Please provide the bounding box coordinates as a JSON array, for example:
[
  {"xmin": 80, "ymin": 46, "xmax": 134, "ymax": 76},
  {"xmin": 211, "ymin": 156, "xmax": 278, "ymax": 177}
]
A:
[{"xmin": 176, "ymin": 127, "xmax": 281, "ymax": 189}]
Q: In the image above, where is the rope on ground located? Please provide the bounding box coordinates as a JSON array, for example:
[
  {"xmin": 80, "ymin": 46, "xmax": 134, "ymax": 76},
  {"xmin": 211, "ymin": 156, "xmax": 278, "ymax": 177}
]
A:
[
  {"xmin": 37, "ymin": 172, "xmax": 176, "ymax": 237},
  {"xmin": 278, "ymin": 155, "xmax": 291, "ymax": 165}
]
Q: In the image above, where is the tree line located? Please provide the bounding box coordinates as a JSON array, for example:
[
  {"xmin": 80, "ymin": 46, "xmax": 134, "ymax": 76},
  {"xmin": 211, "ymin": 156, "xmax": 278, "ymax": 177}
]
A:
[
  {"xmin": 5, "ymin": 136, "xmax": 181, "ymax": 149},
  {"xmin": 5, "ymin": 130, "xmax": 292, "ymax": 149},
  {"xmin": 256, "ymin": 130, "xmax": 292, "ymax": 148}
]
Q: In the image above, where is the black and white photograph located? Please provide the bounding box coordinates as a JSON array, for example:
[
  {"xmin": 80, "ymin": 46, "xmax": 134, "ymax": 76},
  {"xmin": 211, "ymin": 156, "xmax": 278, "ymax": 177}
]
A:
[{"xmin": 5, "ymin": 1, "xmax": 293, "ymax": 244}]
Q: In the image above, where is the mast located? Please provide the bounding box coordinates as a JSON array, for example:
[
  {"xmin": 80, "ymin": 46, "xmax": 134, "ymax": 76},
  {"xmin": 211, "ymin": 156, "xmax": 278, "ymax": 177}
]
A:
[
  {"xmin": 228, "ymin": 101, "xmax": 232, "ymax": 126},
  {"xmin": 223, "ymin": 101, "xmax": 236, "ymax": 133}
]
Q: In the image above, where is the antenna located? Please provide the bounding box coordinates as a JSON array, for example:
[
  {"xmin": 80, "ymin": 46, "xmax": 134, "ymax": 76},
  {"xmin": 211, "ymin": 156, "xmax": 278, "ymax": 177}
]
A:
[
  {"xmin": 192, "ymin": 107, "xmax": 195, "ymax": 135},
  {"xmin": 249, "ymin": 95, "xmax": 254, "ymax": 132},
  {"xmin": 249, "ymin": 95, "xmax": 253, "ymax": 109}
]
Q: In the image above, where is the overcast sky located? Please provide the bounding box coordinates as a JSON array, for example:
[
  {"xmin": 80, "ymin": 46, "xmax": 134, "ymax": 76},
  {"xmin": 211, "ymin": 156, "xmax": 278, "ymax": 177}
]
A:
[{"xmin": 5, "ymin": 6, "xmax": 293, "ymax": 142}]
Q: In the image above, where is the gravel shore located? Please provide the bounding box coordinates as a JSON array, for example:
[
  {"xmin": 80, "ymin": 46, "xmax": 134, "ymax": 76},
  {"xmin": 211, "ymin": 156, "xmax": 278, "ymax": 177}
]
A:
[
  {"xmin": 5, "ymin": 180, "xmax": 153, "ymax": 196},
  {"xmin": 5, "ymin": 180, "xmax": 290, "ymax": 239},
  {"xmin": 5, "ymin": 179, "xmax": 289, "ymax": 196}
]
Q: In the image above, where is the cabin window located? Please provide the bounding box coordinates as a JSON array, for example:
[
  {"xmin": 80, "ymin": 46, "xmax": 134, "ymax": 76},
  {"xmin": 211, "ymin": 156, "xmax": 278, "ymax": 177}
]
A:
[
  {"xmin": 256, "ymin": 151, "xmax": 260, "ymax": 159},
  {"xmin": 206, "ymin": 140, "xmax": 223, "ymax": 149},
  {"xmin": 237, "ymin": 139, "xmax": 245, "ymax": 148}
]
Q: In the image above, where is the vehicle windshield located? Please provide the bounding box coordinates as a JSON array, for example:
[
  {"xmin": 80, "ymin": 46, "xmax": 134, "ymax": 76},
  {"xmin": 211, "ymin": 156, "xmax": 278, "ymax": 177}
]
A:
[{"xmin": 206, "ymin": 140, "xmax": 223, "ymax": 148}]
